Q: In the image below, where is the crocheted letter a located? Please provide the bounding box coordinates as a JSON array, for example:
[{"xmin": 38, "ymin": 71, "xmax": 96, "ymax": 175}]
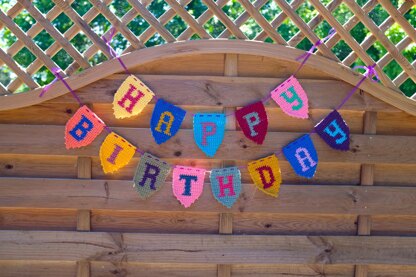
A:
[
  {"xmin": 172, "ymin": 166, "xmax": 206, "ymax": 208},
  {"xmin": 271, "ymin": 75, "xmax": 309, "ymax": 119},
  {"xmin": 248, "ymin": 154, "xmax": 281, "ymax": 197},
  {"xmin": 113, "ymin": 75, "xmax": 154, "ymax": 119},
  {"xmin": 236, "ymin": 101, "xmax": 268, "ymax": 145},
  {"xmin": 210, "ymin": 167, "xmax": 241, "ymax": 208},
  {"xmin": 283, "ymin": 134, "xmax": 318, "ymax": 178}
]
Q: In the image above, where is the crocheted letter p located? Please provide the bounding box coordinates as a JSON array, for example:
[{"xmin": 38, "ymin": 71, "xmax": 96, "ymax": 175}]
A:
[
  {"xmin": 172, "ymin": 166, "xmax": 206, "ymax": 208},
  {"xmin": 193, "ymin": 114, "xmax": 226, "ymax": 157},
  {"xmin": 236, "ymin": 101, "xmax": 268, "ymax": 145},
  {"xmin": 248, "ymin": 154, "xmax": 281, "ymax": 197}
]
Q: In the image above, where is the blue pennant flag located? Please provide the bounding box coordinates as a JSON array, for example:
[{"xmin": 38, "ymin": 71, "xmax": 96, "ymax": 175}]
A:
[
  {"xmin": 210, "ymin": 167, "xmax": 241, "ymax": 208},
  {"xmin": 150, "ymin": 99, "xmax": 186, "ymax": 144},
  {"xmin": 283, "ymin": 134, "xmax": 318, "ymax": 178},
  {"xmin": 193, "ymin": 113, "xmax": 226, "ymax": 157}
]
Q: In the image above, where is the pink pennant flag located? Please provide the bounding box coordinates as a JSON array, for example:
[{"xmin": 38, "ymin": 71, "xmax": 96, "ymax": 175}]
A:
[
  {"xmin": 271, "ymin": 75, "xmax": 309, "ymax": 119},
  {"xmin": 172, "ymin": 166, "xmax": 206, "ymax": 208}
]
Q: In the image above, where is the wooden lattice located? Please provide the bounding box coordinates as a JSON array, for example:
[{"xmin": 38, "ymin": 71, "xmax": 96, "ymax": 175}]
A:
[{"xmin": 0, "ymin": 0, "xmax": 415, "ymax": 96}]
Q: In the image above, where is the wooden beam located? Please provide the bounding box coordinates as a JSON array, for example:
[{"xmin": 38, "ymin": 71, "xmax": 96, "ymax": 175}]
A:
[
  {"xmin": 2, "ymin": 178, "xmax": 416, "ymax": 215},
  {"xmin": 76, "ymin": 260, "xmax": 90, "ymax": 277},
  {"xmin": 1, "ymin": 125, "xmax": 416, "ymax": 164},
  {"xmin": 1, "ymin": 231, "xmax": 416, "ymax": 264}
]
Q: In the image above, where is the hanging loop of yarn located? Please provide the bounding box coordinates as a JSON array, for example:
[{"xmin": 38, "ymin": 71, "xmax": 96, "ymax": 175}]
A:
[{"xmin": 102, "ymin": 26, "xmax": 131, "ymax": 75}]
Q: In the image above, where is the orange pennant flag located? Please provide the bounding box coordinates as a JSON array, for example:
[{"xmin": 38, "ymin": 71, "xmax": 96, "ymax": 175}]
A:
[
  {"xmin": 113, "ymin": 75, "xmax": 154, "ymax": 119},
  {"xmin": 99, "ymin": 132, "xmax": 136, "ymax": 174},
  {"xmin": 247, "ymin": 154, "xmax": 282, "ymax": 197}
]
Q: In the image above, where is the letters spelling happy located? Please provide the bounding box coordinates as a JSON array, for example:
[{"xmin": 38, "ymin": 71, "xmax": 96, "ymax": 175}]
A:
[
  {"xmin": 113, "ymin": 75, "xmax": 154, "ymax": 119},
  {"xmin": 172, "ymin": 166, "xmax": 206, "ymax": 208},
  {"xmin": 248, "ymin": 154, "xmax": 282, "ymax": 197}
]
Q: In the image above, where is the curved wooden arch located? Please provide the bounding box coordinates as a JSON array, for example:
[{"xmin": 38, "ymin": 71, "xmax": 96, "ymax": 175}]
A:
[{"xmin": 1, "ymin": 40, "xmax": 415, "ymax": 115}]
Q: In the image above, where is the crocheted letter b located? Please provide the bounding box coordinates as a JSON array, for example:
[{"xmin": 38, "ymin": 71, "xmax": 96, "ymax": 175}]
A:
[
  {"xmin": 315, "ymin": 110, "xmax": 350, "ymax": 151},
  {"xmin": 150, "ymin": 99, "xmax": 186, "ymax": 144},
  {"xmin": 248, "ymin": 154, "xmax": 281, "ymax": 197},
  {"xmin": 271, "ymin": 75, "xmax": 309, "ymax": 119},
  {"xmin": 65, "ymin": 105, "xmax": 105, "ymax": 149},
  {"xmin": 236, "ymin": 101, "xmax": 268, "ymax": 145},
  {"xmin": 99, "ymin": 132, "xmax": 136, "ymax": 174},
  {"xmin": 113, "ymin": 75, "xmax": 154, "ymax": 119},
  {"xmin": 210, "ymin": 167, "xmax": 241, "ymax": 208},
  {"xmin": 172, "ymin": 166, "xmax": 206, "ymax": 208},
  {"xmin": 133, "ymin": 152, "xmax": 171, "ymax": 199},
  {"xmin": 193, "ymin": 114, "xmax": 226, "ymax": 157},
  {"xmin": 283, "ymin": 134, "xmax": 318, "ymax": 178}
]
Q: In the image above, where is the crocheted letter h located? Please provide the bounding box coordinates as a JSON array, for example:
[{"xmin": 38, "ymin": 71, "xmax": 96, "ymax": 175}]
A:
[
  {"xmin": 65, "ymin": 105, "xmax": 105, "ymax": 149},
  {"xmin": 99, "ymin": 132, "xmax": 136, "ymax": 174},
  {"xmin": 193, "ymin": 113, "xmax": 226, "ymax": 157},
  {"xmin": 210, "ymin": 167, "xmax": 241, "ymax": 208},
  {"xmin": 113, "ymin": 75, "xmax": 154, "ymax": 119},
  {"xmin": 271, "ymin": 75, "xmax": 309, "ymax": 119},
  {"xmin": 236, "ymin": 101, "xmax": 268, "ymax": 145},
  {"xmin": 172, "ymin": 166, "xmax": 206, "ymax": 208},
  {"xmin": 248, "ymin": 154, "xmax": 281, "ymax": 197},
  {"xmin": 315, "ymin": 110, "xmax": 350, "ymax": 151}
]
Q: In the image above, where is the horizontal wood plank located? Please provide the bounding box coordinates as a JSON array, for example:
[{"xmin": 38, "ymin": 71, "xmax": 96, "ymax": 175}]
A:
[
  {"xmin": 1, "ymin": 125, "xmax": 416, "ymax": 164},
  {"xmin": 1, "ymin": 178, "xmax": 416, "ymax": 215},
  {"xmin": 47, "ymin": 75, "xmax": 396, "ymax": 112},
  {"xmin": 1, "ymin": 231, "xmax": 416, "ymax": 265}
]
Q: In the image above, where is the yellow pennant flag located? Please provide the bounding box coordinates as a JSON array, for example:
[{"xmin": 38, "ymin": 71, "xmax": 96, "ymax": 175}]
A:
[
  {"xmin": 113, "ymin": 75, "xmax": 154, "ymax": 119},
  {"xmin": 247, "ymin": 154, "xmax": 282, "ymax": 197},
  {"xmin": 99, "ymin": 132, "xmax": 136, "ymax": 174}
]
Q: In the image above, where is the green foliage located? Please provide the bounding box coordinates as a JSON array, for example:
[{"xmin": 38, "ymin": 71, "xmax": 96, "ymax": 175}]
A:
[{"xmin": 0, "ymin": 0, "xmax": 414, "ymax": 96}]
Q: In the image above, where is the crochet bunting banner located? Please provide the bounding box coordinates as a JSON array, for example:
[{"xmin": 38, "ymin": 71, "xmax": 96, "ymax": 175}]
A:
[
  {"xmin": 133, "ymin": 152, "xmax": 171, "ymax": 199},
  {"xmin": 315, "ymin": 110, "xmax": 350, "ymax": 151},
  {"xmin": 247, "ymin": 154, "xmax": 282, "ymax": 197},
  {"xmin": 99, "ymin": 132, "xmax": 136, "ymax": 174},
  {"xmin": 210, "ymin": 167, "xmax": 241, "ymax": 208},
  {"xmin": 271, "ymin": 75, "xmax": 309, "ymax": 119},
  {"xmin": 65, "ymin": 105, "xmax": 105, "ymax": 149},
  {"xmin": 113, "ymin": 75, "xmax": 154, "ymax": 119},
  {"xmin": 235, "ymin": 101, "xmax": 268, "ymax": 145},
  {"xmin": 150, "ymin": 98, "xmax": 186, "ymax": 144},
  {"xmin": 283, "ymin": 134, "xmax": 318, "ymax": 178},
  {"xmin": 172, "ymin": 166, "xmax": 206, "ymax": 208},
  {"xmin": 193, "ymin": 113, "xmax": 226, "ymax": 157}
]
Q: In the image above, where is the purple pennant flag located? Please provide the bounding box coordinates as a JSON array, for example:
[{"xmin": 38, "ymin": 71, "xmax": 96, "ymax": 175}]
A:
[{"xmin": 314, "ymin": 110, "xmax": 350, "ymax": 151}]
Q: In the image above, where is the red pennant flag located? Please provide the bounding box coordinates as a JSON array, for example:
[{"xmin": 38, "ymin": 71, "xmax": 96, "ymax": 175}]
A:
[
  {"xmin": 235, "ymin": 101, "xmax": 268, "ymax": 144},
  {"xmin": 65, "ymin": 105, "xmax": 105, "ymax": 149}
]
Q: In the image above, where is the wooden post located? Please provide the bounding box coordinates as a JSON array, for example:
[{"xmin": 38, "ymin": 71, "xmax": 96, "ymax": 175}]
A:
[
  {"xmin": 354, "ymin": 110, "xmax": 377, "ymax": 277},
  {"xmin": 76, "ymin": 157, "xmax": 92, "ymax": 277}
]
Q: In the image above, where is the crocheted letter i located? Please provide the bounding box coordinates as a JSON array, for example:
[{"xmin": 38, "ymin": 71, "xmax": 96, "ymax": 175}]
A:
[
  {"xmin": 235, "ymin": 101, "xmax": 268, "ymax": 145},
  {"xmin": 315, "ymin": 110, "xmax": 350, "ymax": 151},
  {"xmin": 247, "ymin": 154, "xmax": 282, "ymax": 197},
  {"xmin": 271, "ymin": 75, "xmax": 309, "ymax": 119},
  {"xmin": 283, "ymin": 134, "xmax": 318, "ymax": 178},
  {"xmin": 113, "ymin": 75, "xmax": 154, "ymax": 119},
  {"xmin": 133, "ymin": 152, "xmax": 171, "ymax": 199},
  {"xmin": 150, "ymin": 99, "xmax": 186, "ymax": 144},
  {"xmin": 172, "ymin": 166, "xmax": 206, "ymax": 208},
  {"xmin": 193, "ymin": 114, "xmax": 226, "ymax": 157},
  {"xmin": 65, "ymin": 105, "xmax": 105, "ymax": 149},
  {"xmin": 99, "ymin": 132, "xmax": 136, "ymax": 174},
  {"xmin": 210, "ymin": 167, "xmax": 241, "ymax": 208}
]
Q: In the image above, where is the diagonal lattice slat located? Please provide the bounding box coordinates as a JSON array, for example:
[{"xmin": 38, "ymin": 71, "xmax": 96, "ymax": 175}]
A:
[{"xmin": 0, "ymin": 0, "xmax": 414, "ymax": 96}]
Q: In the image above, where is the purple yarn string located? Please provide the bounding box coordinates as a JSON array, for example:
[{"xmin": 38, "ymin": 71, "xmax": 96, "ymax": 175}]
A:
[
  {"xmin": 293, "ymin": 28, "xmax": 336, "ymax": 77},
  {"xmin": 102, "ymin": 27, "xmax": 131, "ymax": 75}
]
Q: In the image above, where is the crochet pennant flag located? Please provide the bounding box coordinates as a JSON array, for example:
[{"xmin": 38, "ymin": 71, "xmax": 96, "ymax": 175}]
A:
[
  {"xmin": 271, "ymin": 75, "xmax": 309, "ymax": 119},
  {"xmin": 210, "ymin": 167, "xmax": 241, "ymax": 208},
  {"xmin": 235, "ymin": 101, "xmax": 268, "ymax": 145},
  {"xmin": 172, "ymin": 166, "xmax": 206, "ymax": 208},
  {"xmin": 133, "ymin": 152, "xmax": 171, "ymax": 199},
  {"xmin": 99, "ymin": 132, "xmax": 136, "ymax": 174},
  {"xmin": 150, "ymin": 98, "xmax": 186, "ymax": 144},
  {"xmin": 247, "ymin": 154, "xmax": 281, "ymax": 197},
  {"xmin": 283, "ymin": 134, "xmax": 318, "ymax": 178},
  {"xmin": 314, "ymin": 110, "xmax": 350, "ymax": 151},
  {"xmin": 193, "ymin": 113, "xmax": 226, "ymax": 157},
  {"xmin": 113, "ymin": 75, "xmax": 154, "ymax": 119},
  {"xmin": 65, "ymin": 105, "xmax": 105, "ymax": 149}
]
